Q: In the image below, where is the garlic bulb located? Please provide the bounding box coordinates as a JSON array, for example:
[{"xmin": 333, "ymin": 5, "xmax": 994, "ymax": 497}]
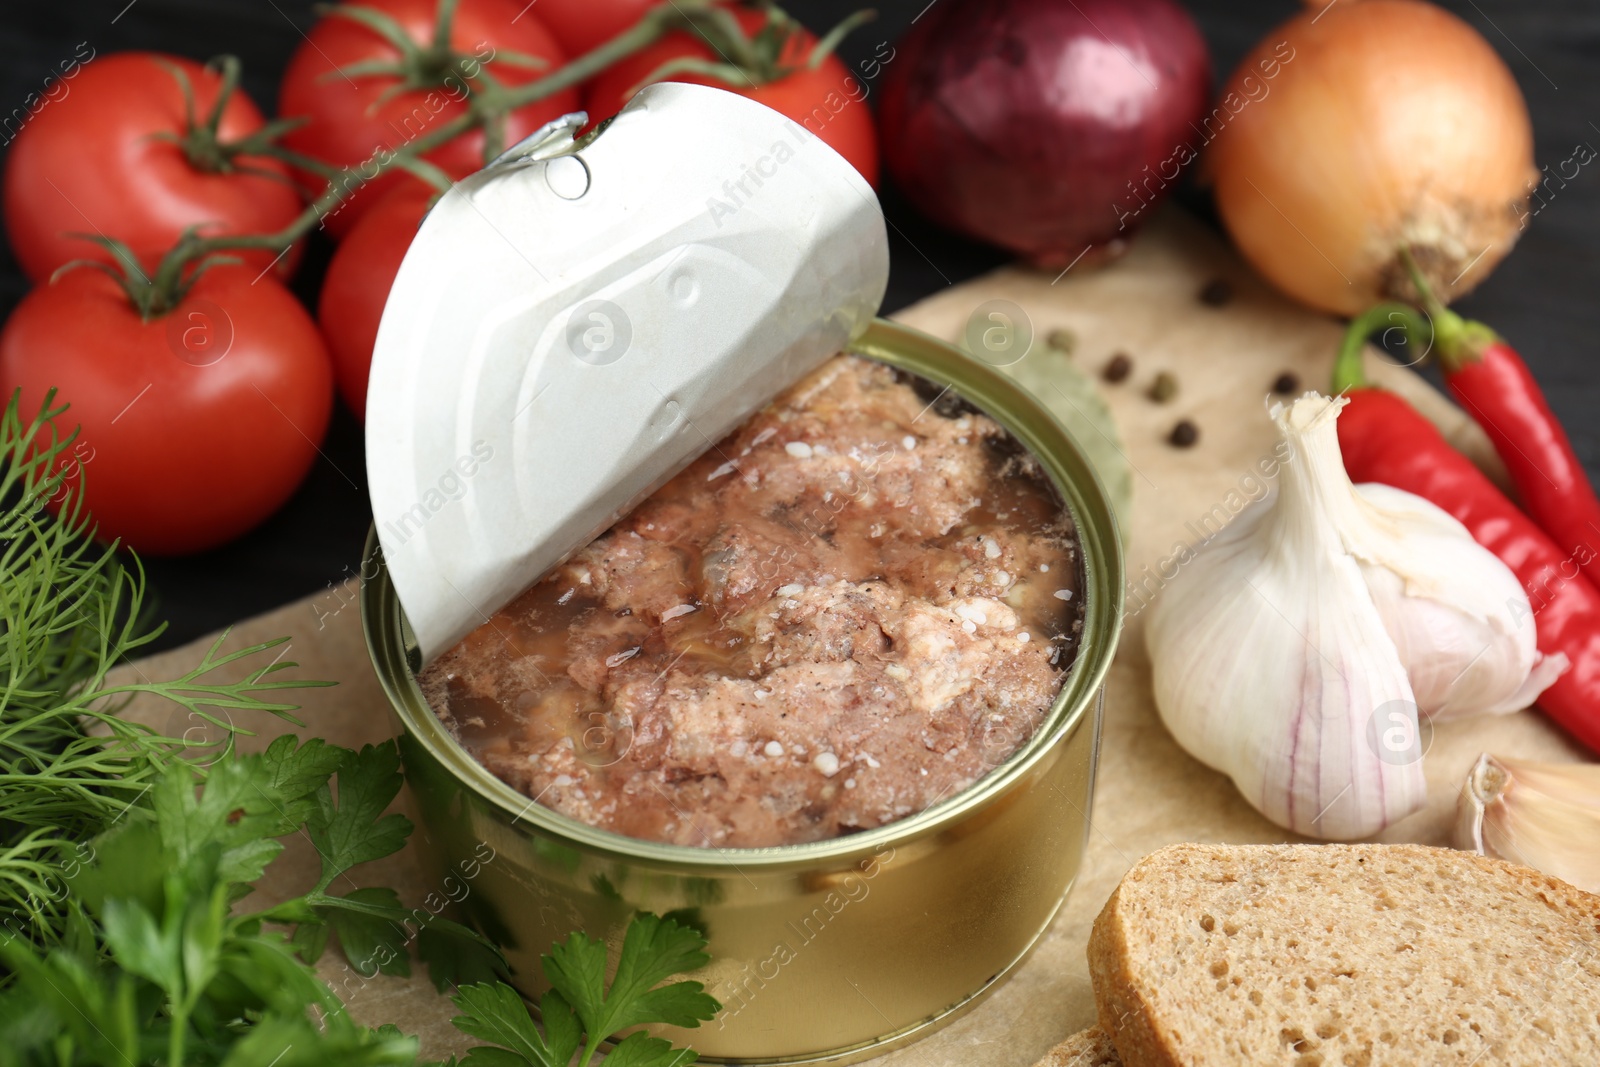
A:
[
  {"xmin": 1147, "ymin": 394, "xmax": 1561, "ymax": 840},
  {"xmin": 1148, "ymin": 395, "xmax": 1423, "ymax": 839},
  {"xmin": 1456, "ymin": 753, "xmax": 1600, "ymax": 894}
]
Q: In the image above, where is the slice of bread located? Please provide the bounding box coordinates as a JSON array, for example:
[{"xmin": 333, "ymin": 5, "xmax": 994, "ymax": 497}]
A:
[
  {"xmin": 1036, "ymin": 1027, "xmax": 1122, "ymax": 1067},
  {"xmin": 1088, "ymin": 843, "xmax": 1600, "ymax": 1066}
]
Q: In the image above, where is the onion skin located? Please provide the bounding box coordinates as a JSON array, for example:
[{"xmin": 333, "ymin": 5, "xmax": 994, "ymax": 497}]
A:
[
  {"xmin": 878, "ymin": 0, "xmax": 1210, "ymax": 269},
  {"xmin": 1211, "ymin": 0, "xmax": 1536, "ymax": 316}
]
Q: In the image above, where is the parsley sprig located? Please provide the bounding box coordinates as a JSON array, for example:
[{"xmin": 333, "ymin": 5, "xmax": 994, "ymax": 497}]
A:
[
  {"xmin": 0, "ymin": 729, "xmax": 721, "ymax": 1065},
  {"xmin": 449, "ymin": 912, "xmax": 720, "ymax": 1067},
  {"xmin": 0, "ymin": 735, "xmax": 505, "ymax": 1063}
]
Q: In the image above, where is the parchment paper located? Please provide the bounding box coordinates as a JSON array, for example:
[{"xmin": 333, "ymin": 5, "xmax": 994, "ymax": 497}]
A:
[{"xmin": 112, "ymin": 209, "xmax": 1590, "ymax": 1063}]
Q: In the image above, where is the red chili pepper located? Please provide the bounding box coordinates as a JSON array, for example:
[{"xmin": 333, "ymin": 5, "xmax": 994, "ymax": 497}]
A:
[
  {"xmin": 1333, "ymin": 306, "xmax": 1600, "ymax": 754},
  {"xmin": 1404, "ymin": 256, "xmax": 1600, "ymax": 591}
]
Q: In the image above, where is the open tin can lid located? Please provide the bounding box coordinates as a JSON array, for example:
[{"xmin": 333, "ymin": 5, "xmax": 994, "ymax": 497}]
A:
[{"xmin": 366, "ymin": 82, "xmax": 890, "ymax": 663}]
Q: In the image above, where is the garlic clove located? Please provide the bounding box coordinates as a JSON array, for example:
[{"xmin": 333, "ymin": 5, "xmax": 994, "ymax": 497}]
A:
[
  {"xmin": 1148, "ymin": 395, "xmax": 1426, "ymax": 839},
  {"xmin": 1455, "ymin": 753, "xmax": 1600, "ymax": 894},
  {"xmin": 1352, "ymin": 482, "xmax": 1565, "ymax": 720}
]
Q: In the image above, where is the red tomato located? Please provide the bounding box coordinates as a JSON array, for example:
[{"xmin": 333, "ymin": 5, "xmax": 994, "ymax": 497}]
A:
[
  {"xmin": 2, "ymin": 53, "xmax": 303, "ymax": 284},
  {"xmin": 278, "ymin": 0, "xmax": 579, "ymax": 237},
  {"xmin": 534, "ymin": 0, "xmax": 662, "ymax": 58},
  {"xmin": 318, "ymin": 180, "xmax": 436, "ymax": 418},
  {"xmin": 583, "ymin": 10, "xmax": 878, "ymax": 186},
  {"xmin": 0, "ymin": 266, "xmax": 334, "ymax": 555}
]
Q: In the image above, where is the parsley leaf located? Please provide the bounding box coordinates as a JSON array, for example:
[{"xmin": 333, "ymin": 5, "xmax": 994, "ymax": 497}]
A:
[
  {"xmin": 417, "ymin": 919, "xmax": 513, "ymax": 991},
  {"xmin": 544, "ymin": 912, "xmax": 720, "ymax": 1037},
  {"xmin": 0, "ymin": 938, "xmax": 145, "ymax": 1064},
  {"xmin": 149, "ymin": 753, "xmax": 289, "ymax": 889},
  {"xmin": 320, "ymin": 886, "xmax": 414, "ymax": 979},
  {"xmin": 212, "ymin": 1012, "xmax": 419, "ymax": 1067},
  {"xmin": 602, "ymin": 1032, "xmax": 702, "ymax": 1067},
  {"xmin": 301, "ymin": 872, "xmax": 507, "ymax": 989},
  {"xmin": 258, "ymin": 733, "xmax": 348, "ymax": 828},
  {"xmin": 457, "ymin": 1051, "xmax": 532, "ymax": 1067},
  {"xmin": 452, "ymin": 913, "xmax": 719, "ymax": 1067},
  {"xmin": 306, "ymin": 742, "xmax": 413, "ymax": 892},
  {"xmin": 269, "ymin": 739, "xmax": 505, "ymax": 992},
  {"xmin": 451, "ymin": 983, "xmax": 581, "ymax": 1067}
]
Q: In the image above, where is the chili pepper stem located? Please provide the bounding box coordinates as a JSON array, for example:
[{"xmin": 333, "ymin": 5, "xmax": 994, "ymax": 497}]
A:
[
  {"xmin": 1333, "ymin": 303, "xmax": 1432, "ymax": 394},
  {"xmin": 1398, "ymin": 248, "xmax": 1499, "ymax": 369}
]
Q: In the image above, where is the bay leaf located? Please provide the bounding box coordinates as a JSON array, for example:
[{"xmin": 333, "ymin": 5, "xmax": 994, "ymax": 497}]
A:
[{"xmin": 994, "ymin": 346, "xmax": 1134, "ymax": 552}]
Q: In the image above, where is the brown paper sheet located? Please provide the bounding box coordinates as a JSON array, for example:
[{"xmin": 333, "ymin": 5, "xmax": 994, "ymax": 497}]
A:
[{"xmin": 111, "ymin": 210, "xmax": 1589, "ymax": 1063}]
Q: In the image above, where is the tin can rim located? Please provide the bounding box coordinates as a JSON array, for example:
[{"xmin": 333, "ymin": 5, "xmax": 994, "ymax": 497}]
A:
[{"xmin": 360, "ymin": 317, "xmax": 1124, "ymax": 870}]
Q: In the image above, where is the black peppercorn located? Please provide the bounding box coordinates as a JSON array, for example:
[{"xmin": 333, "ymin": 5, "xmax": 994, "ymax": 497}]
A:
[
  {"xmin": 1169, "ymin": 419, "xmax": 1199, "ymax": 448},
  {"xmin": 1102, "ymin": 352, "xmax": 1133, "ymax": 383},
  {"xmin": 1272, "ymin": 372, "xmax": 1300, "ymax": 396}
]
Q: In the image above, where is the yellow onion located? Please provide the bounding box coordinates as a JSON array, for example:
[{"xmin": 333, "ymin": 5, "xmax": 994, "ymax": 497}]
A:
[{"xmin": 1210, "ymin": 0, "xmax": 1536, "ymax": 316}]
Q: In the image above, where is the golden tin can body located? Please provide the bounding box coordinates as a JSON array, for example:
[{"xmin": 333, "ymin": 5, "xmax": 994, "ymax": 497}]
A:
[{"xmin": 362, "ymin": 320, "xmax": 1123, "ymax": 1063}]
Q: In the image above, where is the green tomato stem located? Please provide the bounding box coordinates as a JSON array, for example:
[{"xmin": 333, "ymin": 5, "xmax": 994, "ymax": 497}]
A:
[
  {"xmin": 169, "ymin": 55, "xmax": 248, "ymax": 174},
  {"xmin": 432, "ymin": 0, "xmax": 462, "ymax": 52}
]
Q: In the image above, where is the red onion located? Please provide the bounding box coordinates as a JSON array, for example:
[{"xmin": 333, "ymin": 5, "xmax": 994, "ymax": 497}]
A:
[{"xmin": 879, "ymin": 0, "xmax": 1211, "ymax": 269}]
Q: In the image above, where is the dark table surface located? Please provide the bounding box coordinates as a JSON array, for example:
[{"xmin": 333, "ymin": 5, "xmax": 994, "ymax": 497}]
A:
[{"xmin": 2, "ymin": 0, "xmax": 1595, "ymax": 651}]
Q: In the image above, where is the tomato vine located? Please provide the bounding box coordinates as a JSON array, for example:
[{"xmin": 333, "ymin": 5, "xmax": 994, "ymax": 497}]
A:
[{"xmin": 120, "ymin": 0, "xmax": 723, "ymax": 319}]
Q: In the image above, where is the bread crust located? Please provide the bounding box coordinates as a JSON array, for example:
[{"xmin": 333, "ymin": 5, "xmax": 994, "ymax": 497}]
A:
[
  {"xmin": 1087, "ymin": 842, "xmax": 1600, "ymax": 1066},
  {"xmin": 1036, "ymin": 1026, "xmax": 1122, "ymax": 1067},
  {"xmin": 1089, "ymin": 857, "xmax": 1185, "ymax": 1067}
]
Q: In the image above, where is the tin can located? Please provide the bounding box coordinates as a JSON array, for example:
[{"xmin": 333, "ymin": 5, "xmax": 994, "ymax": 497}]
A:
[{"xmin": 361, "ymin": 318, "xmax": 1123, "ymax": 1064}]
